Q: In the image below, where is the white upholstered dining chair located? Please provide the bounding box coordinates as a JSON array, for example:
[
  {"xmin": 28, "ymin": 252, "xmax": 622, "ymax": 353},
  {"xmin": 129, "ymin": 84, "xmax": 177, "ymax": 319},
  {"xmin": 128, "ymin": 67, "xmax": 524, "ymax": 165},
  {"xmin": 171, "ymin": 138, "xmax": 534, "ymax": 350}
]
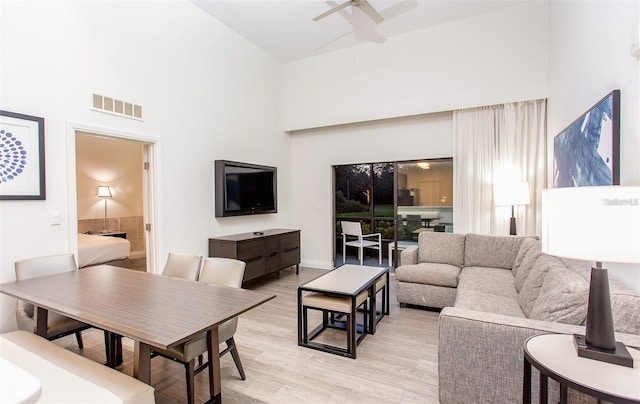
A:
[
  {"xmin": 151, "ymin": 257, "xmax": 246, "ymax": 404},
  {"xmin": 14, "ymin": 254, "xmax": 91, "ymax": 347},
  {"xmin": 162, "ymin": 252, "xmax": 202, "ymax": 280},
  {"xmin": 341, "ymin": 221, "xmax": 382, "ymax": 265}
]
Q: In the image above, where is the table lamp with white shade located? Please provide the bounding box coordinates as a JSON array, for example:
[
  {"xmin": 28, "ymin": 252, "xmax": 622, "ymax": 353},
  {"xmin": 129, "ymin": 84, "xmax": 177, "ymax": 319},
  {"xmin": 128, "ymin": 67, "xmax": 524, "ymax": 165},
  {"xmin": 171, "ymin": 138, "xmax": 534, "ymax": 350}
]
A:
[
  {"xmin": 97, "ymin": 185, "xmax": 112, "ymax": 233},
  {"xmin": 542, "ymin": 186, "xmax": 639, "ymax": 367},
  {"xmin": 494, "ymin": 181, "xmax": 530, "ymax": 235}
]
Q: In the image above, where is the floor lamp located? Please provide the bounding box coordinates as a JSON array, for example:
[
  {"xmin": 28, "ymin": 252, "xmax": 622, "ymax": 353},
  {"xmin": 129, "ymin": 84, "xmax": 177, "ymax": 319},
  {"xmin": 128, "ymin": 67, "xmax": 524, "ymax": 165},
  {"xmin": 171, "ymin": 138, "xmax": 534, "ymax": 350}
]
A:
[
  {"xmin": 542, "ymin": 186, "xmax": 639, "ymax": 367},
  {"xmin": 97, "ymin": 185, "xmax": 112, "ymax": 234},
  {"xmin": 494, "ymin": 181, "xmax": 530, "ymax": 235}
]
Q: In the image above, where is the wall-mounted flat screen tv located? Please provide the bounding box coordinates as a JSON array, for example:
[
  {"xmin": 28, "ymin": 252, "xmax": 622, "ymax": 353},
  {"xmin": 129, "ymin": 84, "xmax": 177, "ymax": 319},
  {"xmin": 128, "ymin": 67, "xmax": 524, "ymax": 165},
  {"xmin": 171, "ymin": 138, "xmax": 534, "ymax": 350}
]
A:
[{"xmin": 215, "ymin": 160, "xmax": 277, "ymax": 217}]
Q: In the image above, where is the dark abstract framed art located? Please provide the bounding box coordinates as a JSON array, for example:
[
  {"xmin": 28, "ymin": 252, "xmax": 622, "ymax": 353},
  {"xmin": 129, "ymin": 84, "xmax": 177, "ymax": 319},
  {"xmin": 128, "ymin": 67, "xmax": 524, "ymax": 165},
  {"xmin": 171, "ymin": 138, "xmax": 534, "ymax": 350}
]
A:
[
  {"xmin": 0, "ymin": 110, "xmax": 46, "ymax": 200},
  {"xmin": 553, "ymin": 90, "xmax": 620, "ymax": 188}
]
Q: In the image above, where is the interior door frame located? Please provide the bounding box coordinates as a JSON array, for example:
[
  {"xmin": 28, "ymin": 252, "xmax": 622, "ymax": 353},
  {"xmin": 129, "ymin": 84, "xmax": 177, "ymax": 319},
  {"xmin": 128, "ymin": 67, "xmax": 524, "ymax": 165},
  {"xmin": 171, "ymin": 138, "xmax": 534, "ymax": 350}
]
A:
[{"xmin": 65, "ymin": 121, "xmax": 162, "ymax": 273}]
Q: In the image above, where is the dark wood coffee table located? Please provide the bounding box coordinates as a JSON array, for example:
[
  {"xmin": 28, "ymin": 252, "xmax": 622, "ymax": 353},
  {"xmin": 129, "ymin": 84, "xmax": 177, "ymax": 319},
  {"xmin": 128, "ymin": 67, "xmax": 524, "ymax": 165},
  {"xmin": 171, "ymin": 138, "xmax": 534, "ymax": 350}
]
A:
[{"xmin": 297, "ymin": 264, "xmax": 388, "ymax": 358}]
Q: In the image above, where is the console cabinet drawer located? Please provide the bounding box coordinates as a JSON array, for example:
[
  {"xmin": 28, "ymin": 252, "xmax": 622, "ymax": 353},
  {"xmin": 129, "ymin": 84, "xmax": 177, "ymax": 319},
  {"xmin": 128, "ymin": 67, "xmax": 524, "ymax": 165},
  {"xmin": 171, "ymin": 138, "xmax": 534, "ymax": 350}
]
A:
[
  {"xmin": 236, "ymin": 240, "xmax": 265, "ymax": 262},
  {"xmin": 280, "ymin": 232, "xmax": 300, "ymax": 268},
  {"xmin": 208, "ymin": 229, "xmax": 300, "ymax": 285}
]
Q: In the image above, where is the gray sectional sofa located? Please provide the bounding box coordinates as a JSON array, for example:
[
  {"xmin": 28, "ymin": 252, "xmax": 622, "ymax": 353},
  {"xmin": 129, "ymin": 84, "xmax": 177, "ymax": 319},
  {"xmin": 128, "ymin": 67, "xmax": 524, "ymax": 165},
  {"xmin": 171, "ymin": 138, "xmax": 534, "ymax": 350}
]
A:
[{"xmin": 396, "ymin": 232, "xmax": 640, "ymax": 404}]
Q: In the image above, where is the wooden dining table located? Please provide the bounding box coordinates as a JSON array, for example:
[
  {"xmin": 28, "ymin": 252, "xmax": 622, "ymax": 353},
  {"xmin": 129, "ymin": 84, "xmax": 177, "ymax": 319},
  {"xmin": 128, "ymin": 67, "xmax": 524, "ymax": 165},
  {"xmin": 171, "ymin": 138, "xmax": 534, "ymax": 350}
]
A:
[{"xmin": 0, "ymin": 264, "xmax": 275, "ymax": 403}]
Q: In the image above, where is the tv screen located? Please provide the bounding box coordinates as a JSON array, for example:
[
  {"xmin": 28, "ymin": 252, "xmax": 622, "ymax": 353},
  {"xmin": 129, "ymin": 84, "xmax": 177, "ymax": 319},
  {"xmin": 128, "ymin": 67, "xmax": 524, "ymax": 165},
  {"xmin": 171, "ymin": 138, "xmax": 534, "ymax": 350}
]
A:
[{"xmin": 215, "ymin": 160, "xmax": 277, "ymax": 217}]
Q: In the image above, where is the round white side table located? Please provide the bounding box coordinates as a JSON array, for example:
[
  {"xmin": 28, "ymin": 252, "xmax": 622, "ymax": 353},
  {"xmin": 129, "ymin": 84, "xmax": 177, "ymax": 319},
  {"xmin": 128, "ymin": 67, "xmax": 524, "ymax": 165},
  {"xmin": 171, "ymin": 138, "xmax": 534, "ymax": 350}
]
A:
[{"xmin": 523, "ymin": 334, "xmax": 640, "ymax": 403}]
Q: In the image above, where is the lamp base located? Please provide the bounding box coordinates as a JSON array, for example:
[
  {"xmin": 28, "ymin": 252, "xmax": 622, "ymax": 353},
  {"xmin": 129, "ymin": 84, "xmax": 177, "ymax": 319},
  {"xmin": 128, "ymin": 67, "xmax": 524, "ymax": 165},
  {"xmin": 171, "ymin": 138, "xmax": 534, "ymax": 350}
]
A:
[
  {"xmin": 573, "ymin": 334, "xmax": 633, "ymax": 367},
  {"xmin": 509, "ymin": 216, "xmax": 517, "ymax": 235}
]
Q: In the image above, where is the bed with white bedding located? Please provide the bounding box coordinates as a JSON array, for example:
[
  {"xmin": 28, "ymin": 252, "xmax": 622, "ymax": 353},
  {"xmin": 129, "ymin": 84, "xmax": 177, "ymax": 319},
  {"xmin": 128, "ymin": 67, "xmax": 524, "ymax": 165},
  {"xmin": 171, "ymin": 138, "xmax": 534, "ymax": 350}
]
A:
[{"xmin": 78, "ymin": 233, "xmax": 131, "ymax": 268}]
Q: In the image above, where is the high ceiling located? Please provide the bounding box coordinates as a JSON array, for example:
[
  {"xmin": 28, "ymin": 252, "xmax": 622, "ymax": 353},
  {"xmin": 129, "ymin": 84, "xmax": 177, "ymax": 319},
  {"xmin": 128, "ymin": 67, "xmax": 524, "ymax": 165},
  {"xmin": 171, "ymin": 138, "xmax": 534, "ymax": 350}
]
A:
[{"xmin": 192, "ymin": 0, "xmax": 525, "ymax": 63}]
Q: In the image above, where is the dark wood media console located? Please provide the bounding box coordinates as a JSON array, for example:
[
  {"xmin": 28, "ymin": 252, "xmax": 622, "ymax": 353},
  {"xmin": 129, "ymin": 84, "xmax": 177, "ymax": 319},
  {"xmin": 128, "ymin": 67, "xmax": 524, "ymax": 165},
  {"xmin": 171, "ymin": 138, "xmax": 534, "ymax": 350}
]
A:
[{"xmin": 208, "ymin": 228, "xmax": 300, "ymax": 284}]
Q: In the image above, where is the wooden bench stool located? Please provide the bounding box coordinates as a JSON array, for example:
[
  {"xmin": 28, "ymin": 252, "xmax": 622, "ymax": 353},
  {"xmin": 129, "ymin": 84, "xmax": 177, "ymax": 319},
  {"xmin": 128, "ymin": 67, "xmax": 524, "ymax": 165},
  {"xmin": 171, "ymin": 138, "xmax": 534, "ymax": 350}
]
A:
[{"xmin": 299, "ymin": 291, "xmax": 369, "ymax": 359}]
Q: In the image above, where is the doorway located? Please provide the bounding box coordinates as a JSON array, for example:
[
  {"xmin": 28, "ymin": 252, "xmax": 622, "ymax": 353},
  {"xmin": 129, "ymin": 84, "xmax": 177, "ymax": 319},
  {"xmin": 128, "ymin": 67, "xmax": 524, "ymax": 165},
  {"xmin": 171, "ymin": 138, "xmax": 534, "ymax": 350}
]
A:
[
  {"xmin": 66, "ymin": 123, "xmax": 158, "ymax": 273},
  {"xmin": 333, "ymin": 162, "xmax": 394, "ymax": 267},
  {"xmin": 333, "ymin": 158, "xmax": 453, "ymax": 269}
]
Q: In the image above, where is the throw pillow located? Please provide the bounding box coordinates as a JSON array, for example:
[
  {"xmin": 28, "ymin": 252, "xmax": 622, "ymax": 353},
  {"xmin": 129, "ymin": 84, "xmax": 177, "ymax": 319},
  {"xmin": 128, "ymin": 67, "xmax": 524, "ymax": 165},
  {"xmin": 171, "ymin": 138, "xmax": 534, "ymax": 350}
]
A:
[
  {"xmin": 529, "ymin": 266, "xmax": 588, "ymax": 325},
  {"xmin": 518, "ymin": 254, "xmax": 564, "ymax": 317}
]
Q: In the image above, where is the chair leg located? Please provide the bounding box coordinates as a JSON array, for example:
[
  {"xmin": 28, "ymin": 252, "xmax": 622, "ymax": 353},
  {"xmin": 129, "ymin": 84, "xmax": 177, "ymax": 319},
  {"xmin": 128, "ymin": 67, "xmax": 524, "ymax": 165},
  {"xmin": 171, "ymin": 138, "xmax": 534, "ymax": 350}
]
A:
[
  {"xmin": 343, "ymin": 243, "xmax": 346, "ymax": 263},
  {"xmin": 76, "ymin": 331, "xmax": 84, "ymax": 349},
  {"xmin": 185, "ymin": 360, "xmax": 195, "ymax": 404},
  {"xmin": 226, "ymin": 337, "xmax": 246, "ymax": 380}
]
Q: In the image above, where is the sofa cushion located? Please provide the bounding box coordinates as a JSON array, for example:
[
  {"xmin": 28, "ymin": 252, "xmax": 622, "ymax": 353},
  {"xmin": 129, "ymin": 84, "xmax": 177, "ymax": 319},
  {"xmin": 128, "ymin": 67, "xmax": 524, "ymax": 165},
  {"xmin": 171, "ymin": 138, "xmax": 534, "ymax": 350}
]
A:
[
  {"xmin": 518, "ymin": 254, "xmax": 565, "ymax": 317},
  {"xmin": 457, "ymin": 266, "xmax": 518, "ymax": 299},
  {"xmin": 464, "ymin": 234, "xmax": 532, "ymax": 270},
  {"xmin": 454, "ymin": 289, "xmax": 526, "ymax": 318},
  {"xmin": 396, "ymin": 282, "xmax": 457, "ymax": 308},
  {"xmin": 512, "ymin": 238, "xmax": 539, "ymax": 278},
  {"xmin": 514, "ymin": 241, "xmax": 542, "ymax": 292},
  {"xmin": 396, "ymin": 263, "xmax": 460, "ymax": 288},
  {"xmin": 529, "ymin": 267, "xmax": 589, "ymax": 325},
  {"xmin": 417, "ymin": 232, "xmax": 466, "ymax": 268}
]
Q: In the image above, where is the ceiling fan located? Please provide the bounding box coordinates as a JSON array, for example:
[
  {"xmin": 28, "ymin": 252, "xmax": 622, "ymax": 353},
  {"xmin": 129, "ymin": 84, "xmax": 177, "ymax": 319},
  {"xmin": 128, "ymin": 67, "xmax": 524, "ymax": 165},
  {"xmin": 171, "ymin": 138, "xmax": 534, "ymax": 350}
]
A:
[{"xmin": 313, "ymin": 0, "xmax": 384, "ymax": 24}]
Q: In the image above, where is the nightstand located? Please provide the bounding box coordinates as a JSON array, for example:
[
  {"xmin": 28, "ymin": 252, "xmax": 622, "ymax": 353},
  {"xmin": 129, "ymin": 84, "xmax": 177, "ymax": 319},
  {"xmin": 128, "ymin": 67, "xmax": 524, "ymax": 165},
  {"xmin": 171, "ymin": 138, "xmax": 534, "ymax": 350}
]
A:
[
  {"xmin": 523, "ymin": 334, "xmax": 640, "ymax": 404},
  {"xmin": 99, "ymin": 232, "xmax": 126, "ymax": 239}
]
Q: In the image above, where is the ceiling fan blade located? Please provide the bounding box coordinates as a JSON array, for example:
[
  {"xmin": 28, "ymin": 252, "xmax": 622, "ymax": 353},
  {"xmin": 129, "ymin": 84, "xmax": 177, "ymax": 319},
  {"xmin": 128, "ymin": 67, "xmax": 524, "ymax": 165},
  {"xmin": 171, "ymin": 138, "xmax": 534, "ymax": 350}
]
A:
[
  {"xmin": 326, "ymin": 0, "xmax": 352, "ymax": 22},
  {"xmin": 313, "ymin": 0, "xmax": 353, "ymax": 21},
  {"xmin": 352, "ymin": 7, "xmax": 385, "ymax": 42},
  {"xmin": 356, "ymin": 0, "xmax": 383, "ymax": 24}
]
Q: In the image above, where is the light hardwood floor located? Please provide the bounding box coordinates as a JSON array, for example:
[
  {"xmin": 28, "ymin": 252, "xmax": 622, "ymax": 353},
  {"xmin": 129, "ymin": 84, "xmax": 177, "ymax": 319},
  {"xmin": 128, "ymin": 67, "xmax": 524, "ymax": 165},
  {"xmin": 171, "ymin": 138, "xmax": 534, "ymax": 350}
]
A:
[{"xmin": 58, "ymin": 267, "xmax": 441, "ymax": 403}]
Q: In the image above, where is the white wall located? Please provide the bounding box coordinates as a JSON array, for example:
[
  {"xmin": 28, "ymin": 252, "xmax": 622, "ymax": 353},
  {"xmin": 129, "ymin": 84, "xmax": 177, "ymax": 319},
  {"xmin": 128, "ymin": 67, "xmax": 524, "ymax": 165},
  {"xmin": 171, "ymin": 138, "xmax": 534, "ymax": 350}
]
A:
[
  {"xmin": 0, "ymin": 0, "xmax": 289, "ymax": 332},
  {"xmin": 287, "ymin": 1, "xmax": 550, "ymax": 269},
  {"xmin": 291, "ymin": 112, "xmax": 452, "ymax": 269},
  {"xmin": 75, "ymin": 134, "xmax": 144, "ymax": 220},
  {"xmin": 283, "ymin": 1, "xmax": 549, "ymax": 131},
  {"xmin": 547, "ymin": 0, "xmax": 640, "ymax": 290}
]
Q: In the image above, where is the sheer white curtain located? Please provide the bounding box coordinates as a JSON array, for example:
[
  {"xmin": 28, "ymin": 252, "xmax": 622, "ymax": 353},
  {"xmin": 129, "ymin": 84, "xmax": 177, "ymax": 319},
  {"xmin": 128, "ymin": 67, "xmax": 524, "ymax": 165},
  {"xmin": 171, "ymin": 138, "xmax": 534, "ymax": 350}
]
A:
[{"xmin": 453, "ymin": 99, "xmax": 546, "ymax": 236}]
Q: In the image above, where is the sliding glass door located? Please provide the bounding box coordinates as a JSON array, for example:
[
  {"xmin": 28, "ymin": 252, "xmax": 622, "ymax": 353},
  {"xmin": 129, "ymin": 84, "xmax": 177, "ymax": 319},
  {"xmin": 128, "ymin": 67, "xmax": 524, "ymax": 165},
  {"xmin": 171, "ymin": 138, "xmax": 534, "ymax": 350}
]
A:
[
  {"xmin": 334, "ymin": 163, "xmax": 393, "ymax": 267},
  {"xmin": 395, "ymin": 159, "xmax": 453, "ymax": 267},
  {"xmin": 333, "ymin": 158, "xmax": 453, "ymax": 269}
]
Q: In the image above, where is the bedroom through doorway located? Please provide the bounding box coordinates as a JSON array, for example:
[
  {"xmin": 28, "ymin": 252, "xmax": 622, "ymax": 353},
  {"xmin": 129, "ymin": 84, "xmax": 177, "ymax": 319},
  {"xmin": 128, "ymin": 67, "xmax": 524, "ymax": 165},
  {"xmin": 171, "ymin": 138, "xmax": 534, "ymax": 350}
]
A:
[{"xmin": 75, "ymin": 132, "xmax": 151, "ymax": 271}]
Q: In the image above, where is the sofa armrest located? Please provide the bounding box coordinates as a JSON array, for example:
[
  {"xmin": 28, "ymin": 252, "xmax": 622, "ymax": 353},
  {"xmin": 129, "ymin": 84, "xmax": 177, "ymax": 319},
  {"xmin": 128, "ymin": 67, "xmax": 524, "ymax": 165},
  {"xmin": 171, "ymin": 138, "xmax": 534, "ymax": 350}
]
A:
[
  {"xmin": 400, "ymin": 246, "xmax": 418, "ymax": 265},
  {"xmin": 438, "ymin": 307, "xmax": 640, "ymax": 404},
  {"xmin": 1, "ymin": 331, "xmax": 155, "ymax": 403}
]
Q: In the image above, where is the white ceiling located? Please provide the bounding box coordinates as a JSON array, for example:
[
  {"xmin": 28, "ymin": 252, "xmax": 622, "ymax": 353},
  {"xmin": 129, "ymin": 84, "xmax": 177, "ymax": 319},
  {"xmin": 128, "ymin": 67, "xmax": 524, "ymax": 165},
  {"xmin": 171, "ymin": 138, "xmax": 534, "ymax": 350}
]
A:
[{"xmin": 192, "ymin": 0, "xmax": 526, "ymax": 63}]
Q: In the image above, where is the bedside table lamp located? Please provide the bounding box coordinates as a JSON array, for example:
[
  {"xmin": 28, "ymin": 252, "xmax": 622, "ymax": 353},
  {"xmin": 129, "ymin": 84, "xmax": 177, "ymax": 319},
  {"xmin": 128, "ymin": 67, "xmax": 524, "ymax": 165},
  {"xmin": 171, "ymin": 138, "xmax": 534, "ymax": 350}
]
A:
[
  {"xmin": 494, "ymin": 181, "xmax": 530, "ymax": 235},
  {"xmin": 542, "ymin": 186, "xmax": 639, "ymax": 367},
  {"xmin": 97, "ymin": 185, "xmax": 112, "ymax": 234}
]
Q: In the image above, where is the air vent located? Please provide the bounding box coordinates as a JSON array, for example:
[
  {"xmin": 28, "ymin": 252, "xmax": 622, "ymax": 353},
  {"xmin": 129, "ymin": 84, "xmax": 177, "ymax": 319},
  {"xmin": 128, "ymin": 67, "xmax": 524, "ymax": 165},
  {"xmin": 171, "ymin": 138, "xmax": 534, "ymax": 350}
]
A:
[{"xmin": 92, "ymin": 93, "xmax": 143, "ymax": 120}]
